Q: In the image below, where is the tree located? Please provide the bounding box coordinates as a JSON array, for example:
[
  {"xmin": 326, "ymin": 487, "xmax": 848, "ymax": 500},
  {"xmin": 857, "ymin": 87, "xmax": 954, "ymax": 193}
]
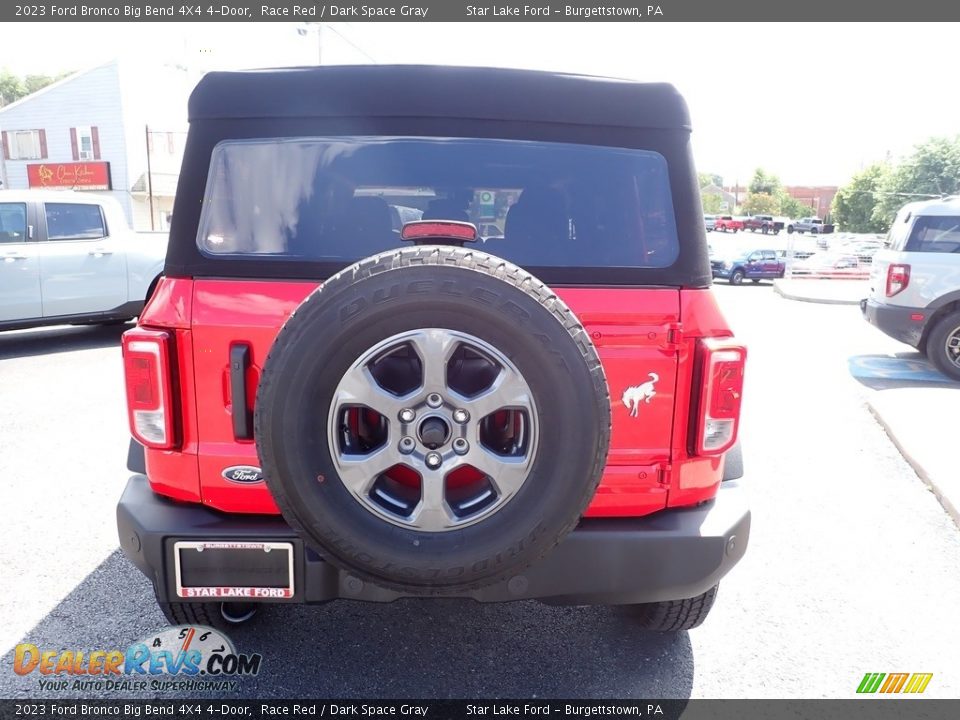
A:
[
  {"xmin": 748, "ymin": 168, "xmax": 783, "ymax": 196},
  {"xmin": 0, "ymin": 69, "xmax": 25, "ymax": 106},
  {"xmin": 0, "ymin": 69, "xmax": 70, "ymax": 106},
  {"xmin": 741, "ymin": 192, "xmax": 780, "ymax": 215},
  {"xmin": 701, "ymin": 193, "xmax": 723, "ymax": 214},
  {"xmin": 873, "ymin": 135, "xmax": 960, "ymax": 227},
  {"xmin": 832, "ymin": 163, "xmax": 890, "ymax": 233},
  {"xmin": 698, "ymin": 172, "xmax": 723, "ymax": 189},
  {"xmin": 780, "ymin": 194, "xmax": 815, "ymax": 219}
]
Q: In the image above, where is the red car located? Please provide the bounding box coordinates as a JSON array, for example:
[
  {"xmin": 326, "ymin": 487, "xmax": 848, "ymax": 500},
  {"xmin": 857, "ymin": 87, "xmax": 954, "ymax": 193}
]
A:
[
  {"xmin": 714, "ymin": 215, "xmax": 745, "ymax": 232},
  {"xmin": 117, "ymin": 66, "xmax": 749, "ymax": 633}
]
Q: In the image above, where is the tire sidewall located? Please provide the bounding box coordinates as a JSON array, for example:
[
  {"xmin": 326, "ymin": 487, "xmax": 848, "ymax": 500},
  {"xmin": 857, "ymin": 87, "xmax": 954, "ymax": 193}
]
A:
[
  {"xmin": 928, "ymin": 311, "xmax": 960, "ymax": 381},
  {"xmin": 256, "ymin": 261, "xmax": 608, "ymax": 591}
]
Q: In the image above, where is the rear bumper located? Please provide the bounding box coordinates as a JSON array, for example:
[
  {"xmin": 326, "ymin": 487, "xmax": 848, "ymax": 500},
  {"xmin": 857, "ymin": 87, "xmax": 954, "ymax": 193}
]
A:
[
  {"xmin": 861, "ymin": 298, "xmax": 925, "ymax": 348},
  {"xmin": 118, "ymin": 474, "xmax": 750, "ymax": 606}
]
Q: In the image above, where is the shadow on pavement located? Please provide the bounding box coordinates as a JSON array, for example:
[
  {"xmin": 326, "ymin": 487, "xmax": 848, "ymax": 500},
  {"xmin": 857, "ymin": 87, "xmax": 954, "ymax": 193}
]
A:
[
  {"xmin": 0, "ymin": 323, "xmax": 129, "ymax": 360},
  {"xmin": 848, "ymin": 353, "xmax": 960, "ymax": 390},
  {"xmin": 2, "ymin": 550, "xmax": 695, "ymax": 700}
]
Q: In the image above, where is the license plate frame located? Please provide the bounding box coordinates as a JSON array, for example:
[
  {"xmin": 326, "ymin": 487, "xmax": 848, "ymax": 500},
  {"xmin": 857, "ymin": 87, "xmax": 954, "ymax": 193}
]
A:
[{"xmin": 173, "ymin": 540, "xmax": 295, "ymax": 600}]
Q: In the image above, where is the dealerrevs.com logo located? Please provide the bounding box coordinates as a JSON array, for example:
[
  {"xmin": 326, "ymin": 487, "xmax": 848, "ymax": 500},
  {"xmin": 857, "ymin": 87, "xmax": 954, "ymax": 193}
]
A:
[{"xmin": 13, "ymin": 625, "xmax": 262, "ymax": 693}]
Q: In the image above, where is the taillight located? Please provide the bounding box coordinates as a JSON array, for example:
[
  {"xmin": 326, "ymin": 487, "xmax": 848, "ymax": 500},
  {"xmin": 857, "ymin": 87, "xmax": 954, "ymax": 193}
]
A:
[
  {"xmin": 886, "ymin": 264, "xmax": 910, "ymax": 297},
  {"xmin": 122, "ymin": 329, "xmax": 175, "ymax": 449},
  {"xmin": 695, "ymin": 339, "xmax": 746, "ymax": 456}
]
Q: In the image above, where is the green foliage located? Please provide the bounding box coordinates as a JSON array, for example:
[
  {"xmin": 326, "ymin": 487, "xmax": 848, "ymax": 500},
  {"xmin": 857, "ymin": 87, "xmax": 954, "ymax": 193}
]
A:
[
  {"xmin": 780, "ymin": 194, "xmax": 815, "ymax": 219},
  {"xmin": 701, "ymin": 192, "xmax": 723, "ymax": 214},
  {"xmin": 741, "ymin": 192, "xmax": 780, "ymax": 215},
  {"xmin": 872, "ymin": 135, "xmax": 960, "ymax": 228},
  {"xmin": 698, "ymin": 172, "xmax": 723, "ymax": 189},
  {"xmin": 0, "ymin": 69, "xmax": 25, "ymax": 106},
  {"xmin": 831, "ymin": 163, "xmax": 890, "ymax": 233},
  {"xmin": 0, "ymin": 69, "xmax": 70, "ymax": 106},
  {"xmin": 748, "ymin": 168, "xmax": 783, "ymax": 196}
]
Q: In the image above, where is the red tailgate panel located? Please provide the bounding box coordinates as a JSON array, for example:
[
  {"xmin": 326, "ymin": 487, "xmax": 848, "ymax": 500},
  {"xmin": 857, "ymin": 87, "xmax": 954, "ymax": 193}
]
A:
[{"xmin": 184, "ymin": 280, "xmax": 681, "ymax": 517}]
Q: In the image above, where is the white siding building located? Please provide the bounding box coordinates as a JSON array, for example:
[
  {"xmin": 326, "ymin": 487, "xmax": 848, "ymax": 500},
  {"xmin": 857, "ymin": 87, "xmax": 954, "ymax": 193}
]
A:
[{"xmin": 0, "ymin": 60, "xmax": 192, "ymax": 230}]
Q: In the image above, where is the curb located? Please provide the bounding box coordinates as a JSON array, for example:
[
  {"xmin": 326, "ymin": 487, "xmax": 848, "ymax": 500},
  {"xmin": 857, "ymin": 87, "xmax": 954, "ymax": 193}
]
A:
[
  {"xmin": 772, "ymin": 281, "xmax": 862, "ymax": 306},
  {"xmin": 866, "ymin": 398, "xmax": 960, "ymax": 528}
]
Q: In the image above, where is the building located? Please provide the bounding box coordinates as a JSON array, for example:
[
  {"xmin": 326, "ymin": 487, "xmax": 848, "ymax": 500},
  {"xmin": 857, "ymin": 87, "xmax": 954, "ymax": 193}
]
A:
[
  {"xmin": 784, "ymin": 186, "xmax": 839, "ymax": 221},
  {"xmin": 0, "ymin": 59, "xmax": 192, "ymax": 230},
  {"xmin": 700, "ymin": 183, "xmax": 738, "ymax": 212}
]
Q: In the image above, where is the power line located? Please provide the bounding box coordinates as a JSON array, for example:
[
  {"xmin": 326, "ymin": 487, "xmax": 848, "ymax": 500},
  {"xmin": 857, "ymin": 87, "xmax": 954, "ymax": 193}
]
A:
[{"xmin": 324, "ymin": 24, "xmax": 378, "ymax": 64}]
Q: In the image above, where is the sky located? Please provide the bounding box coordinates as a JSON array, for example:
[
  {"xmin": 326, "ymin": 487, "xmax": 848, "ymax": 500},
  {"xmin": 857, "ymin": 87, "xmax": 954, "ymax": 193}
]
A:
[{"xmin": 3, "ymin": 22, "xmax": 958, "ymax": 187}]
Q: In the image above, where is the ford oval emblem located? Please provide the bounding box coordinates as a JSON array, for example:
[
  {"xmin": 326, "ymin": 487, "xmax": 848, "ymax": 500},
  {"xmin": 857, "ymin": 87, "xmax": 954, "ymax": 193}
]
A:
[{"xmin": 221, "ymin": 466, "xmax": 264, "ymax": 484}]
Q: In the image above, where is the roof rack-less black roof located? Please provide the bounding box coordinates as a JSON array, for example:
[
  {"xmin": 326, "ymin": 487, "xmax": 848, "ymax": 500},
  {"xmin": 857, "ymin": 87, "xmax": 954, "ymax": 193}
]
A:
[{"xmin": 188, "ymin": 65, "xmax": 691, "ymax": 130}]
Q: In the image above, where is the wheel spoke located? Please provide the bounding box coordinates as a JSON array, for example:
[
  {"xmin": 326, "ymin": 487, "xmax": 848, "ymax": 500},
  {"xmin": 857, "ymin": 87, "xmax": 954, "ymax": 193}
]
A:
[
  {"xmin": 467, "ymin": 367, "xmax": 533, "ymax": 419},
  {"xmin": 408, "ymin": 329, "xmax": 459, "ymax": 394},
  {"xmin": 409, "ymin": 471, "xmax": 456, "ymax": 531},
  {"xmin": 335, "ymin": 364, "xmax": 407, "ymax": 421},
  {"xmin": 463, "ymin": 446, "xmax": 531, "ymax": 497},
  {"xmin": 337, "ymin": 444, "xmax": 403, "ymax": 495}
]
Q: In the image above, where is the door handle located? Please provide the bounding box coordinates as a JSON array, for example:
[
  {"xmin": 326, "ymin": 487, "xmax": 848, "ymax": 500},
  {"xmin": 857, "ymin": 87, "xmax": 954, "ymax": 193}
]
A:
[
  {"xmin": 89, "ymin": 248, "xmax": 113, "ymax": 257},
  {"xmin": 3, "ymin": 253, "xmax": 28, "ymax": 262}
]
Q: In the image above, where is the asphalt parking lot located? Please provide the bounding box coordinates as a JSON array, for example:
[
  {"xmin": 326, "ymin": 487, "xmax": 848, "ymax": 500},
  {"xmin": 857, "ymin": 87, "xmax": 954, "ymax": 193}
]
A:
[{"xmin": 2, "ymin": 283, "xmax": 960, "ymax": 699}]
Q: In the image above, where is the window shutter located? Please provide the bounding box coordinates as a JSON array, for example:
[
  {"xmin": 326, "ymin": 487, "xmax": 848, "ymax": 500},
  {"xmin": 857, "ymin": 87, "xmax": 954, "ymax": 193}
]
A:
[
  {"xmin": 69, "ymin": 127, "xmax": 79, "ymax": 161},
  {"xmin": 1, "ymin": 131, "xmax": 8, "ymax": 160},
  {"xmin": 91, "ymin": 126, "xmax": 101, "ymax": 160},
  {"xmin": 39, "ymin": 129, "xmax": 48, "ymax": 158}
]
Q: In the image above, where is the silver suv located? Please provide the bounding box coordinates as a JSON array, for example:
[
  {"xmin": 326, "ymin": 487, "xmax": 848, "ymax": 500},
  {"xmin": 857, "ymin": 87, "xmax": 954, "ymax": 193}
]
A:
[{"xmin": 862, "ymin": 197, "xmax": 960, "ymax": 380}]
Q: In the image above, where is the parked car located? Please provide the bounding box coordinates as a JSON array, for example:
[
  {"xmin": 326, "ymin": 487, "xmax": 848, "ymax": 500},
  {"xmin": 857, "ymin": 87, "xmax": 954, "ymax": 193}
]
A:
[
  {"xmin": 704, "ymin": 214, "xmax": 717, "ymax": 231},
  {"xmin": 742, "ymin": 214, "xmax": 784, "ymax": 234},
  {"xmin": 715, "ymin": 215, "xmax": 744, "ymax": 232},
  {"xmin": 711, "ymin": 248, "xmax": 785, "ymax": 284},
  {"xmin": 790, "ymin": 252, "xmax": 864, "ymax": 277},
  {"xmin": 787, "ymin": 217, "xmax": 835, "ymax": 235},
  {"xmin": 116, "ymin": 65, "xmax": 749, "ymax": 633},
  {"xmin": 862, "ymin": 196, "xmax": 960, "ymax": 380},
  {"xmin": 831, "ymin": 238, "xmax": 884, "ymax": 264},
  {"xmin": 0, "ymin": 190, "xmax": 166, "ymax": 331}
]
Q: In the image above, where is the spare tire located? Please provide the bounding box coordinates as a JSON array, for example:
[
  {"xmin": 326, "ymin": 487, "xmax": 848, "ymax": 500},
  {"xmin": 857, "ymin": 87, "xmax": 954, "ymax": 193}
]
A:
[{"xmin": 255, "ymin": 246, "xmax": 610, "ymax": 593}]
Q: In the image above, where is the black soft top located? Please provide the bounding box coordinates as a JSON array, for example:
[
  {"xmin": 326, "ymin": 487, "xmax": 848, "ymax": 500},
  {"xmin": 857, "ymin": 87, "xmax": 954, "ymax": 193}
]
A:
[
  {"xmin": 167, "ymin": 65, "xmax": 710, "ymax": 287},
  {"xmin": 189, "ymin": 65, "xmax": 691, "ymax": 130}
]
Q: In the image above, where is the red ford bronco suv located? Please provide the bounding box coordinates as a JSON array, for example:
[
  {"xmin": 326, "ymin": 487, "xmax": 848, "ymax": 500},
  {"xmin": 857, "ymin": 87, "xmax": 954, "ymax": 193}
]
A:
[{"xmin": 117, "ymin": 66, "xmax": 749, "ymax": 632}]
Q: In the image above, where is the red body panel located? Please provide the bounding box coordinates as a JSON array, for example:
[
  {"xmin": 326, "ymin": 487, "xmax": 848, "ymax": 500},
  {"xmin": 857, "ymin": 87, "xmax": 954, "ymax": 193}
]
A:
[{"xmin": 137, "ymin": 278, "xmax": 736, "ymax": 517}]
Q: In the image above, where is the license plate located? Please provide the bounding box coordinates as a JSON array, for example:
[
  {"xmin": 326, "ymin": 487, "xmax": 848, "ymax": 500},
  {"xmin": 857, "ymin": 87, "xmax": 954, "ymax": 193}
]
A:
[{"xmin": 174, "ymin": 541, "xmax": 295, "ymax": 600}]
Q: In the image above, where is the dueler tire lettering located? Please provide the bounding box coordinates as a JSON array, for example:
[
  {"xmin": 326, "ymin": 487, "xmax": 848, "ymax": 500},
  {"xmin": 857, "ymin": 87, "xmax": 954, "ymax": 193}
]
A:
[{"xmin": 255, "ymin": 246, "xmax": 611, "ymax": 594}]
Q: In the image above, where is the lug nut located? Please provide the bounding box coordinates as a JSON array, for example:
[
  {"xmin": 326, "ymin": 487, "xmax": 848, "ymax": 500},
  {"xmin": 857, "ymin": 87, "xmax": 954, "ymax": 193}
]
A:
[
  {"xmin": 452, "ymin": 408, "xmax": 470, "ymax": 424},
  {"xmin": 424, "ymin": 451, "xmax": 443, "ymax": 469},
  {"xmin": 453, "ymin": 438, "xmax": 469, "ymax": 455},
  {"xmin": 426, "ymin": 393, "xmax": 443, "ymax": 408},
  {"xmin": 399, "ymin": 437, "xmax": 416, "ymax": 454},
  {"xmin": 399, "ymin": 408, "xmax": 416, "ymax": 423}
]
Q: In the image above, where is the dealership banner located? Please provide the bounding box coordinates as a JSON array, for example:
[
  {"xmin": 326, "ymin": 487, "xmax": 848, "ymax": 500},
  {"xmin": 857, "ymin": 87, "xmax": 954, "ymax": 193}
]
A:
[
  {"xmin": 0, "ymin": 700, "xmax": 958, "ymax": 719},
  {"xmin": 4, "ymin": 0, "xmax": 959, "ymax": 21}
]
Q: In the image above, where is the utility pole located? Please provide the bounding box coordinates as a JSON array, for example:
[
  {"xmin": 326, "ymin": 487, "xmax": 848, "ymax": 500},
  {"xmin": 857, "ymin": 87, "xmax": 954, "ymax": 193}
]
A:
[
  {"xmin": 145, "ymin": 125, "xmax": 155, "ymax": 231},
  {"xmin": 297, "ymin": 23, "xmax": 323, "ymax": 65}
]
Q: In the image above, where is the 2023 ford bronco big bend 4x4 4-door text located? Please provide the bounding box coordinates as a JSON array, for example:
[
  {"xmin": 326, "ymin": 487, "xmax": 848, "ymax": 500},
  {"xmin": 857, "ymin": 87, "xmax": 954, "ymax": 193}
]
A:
[{"xmin": 117, "ymin": 66, "xmax": 750, "ymax": 632}]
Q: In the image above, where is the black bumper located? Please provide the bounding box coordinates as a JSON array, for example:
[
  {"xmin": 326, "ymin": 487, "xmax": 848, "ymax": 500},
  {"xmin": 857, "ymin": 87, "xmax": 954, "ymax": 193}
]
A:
[
  {"xmin": 861, "ymin": 298, "xmax": 925, "ymax": 348},
  {"xmin": 117, "ymin": 474, "xmax": 750, "ymax": 606}
]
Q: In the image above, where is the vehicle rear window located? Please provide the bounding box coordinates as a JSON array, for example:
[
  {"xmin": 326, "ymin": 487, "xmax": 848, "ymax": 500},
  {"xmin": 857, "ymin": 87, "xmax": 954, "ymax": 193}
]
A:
[
  {"xmin": 198, "ymin": 137, "xmax": 679, "ymax": 268},
  {"xmin": 44, "ymin": 203, "xmax": 106, "ymax": 241},
  {"xmin": 0, "ymin": 203, "xmax": 27, "ymax": 243},
  {"xmin": 904, "ymin": 215, "xmax": 960, "ymax": 254}
]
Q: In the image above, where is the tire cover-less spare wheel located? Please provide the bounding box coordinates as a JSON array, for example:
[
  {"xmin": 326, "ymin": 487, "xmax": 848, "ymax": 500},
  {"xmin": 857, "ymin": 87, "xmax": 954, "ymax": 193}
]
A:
[{"xmin": 255, "ymin": 246, "xmax": 611, "ymax": 593}]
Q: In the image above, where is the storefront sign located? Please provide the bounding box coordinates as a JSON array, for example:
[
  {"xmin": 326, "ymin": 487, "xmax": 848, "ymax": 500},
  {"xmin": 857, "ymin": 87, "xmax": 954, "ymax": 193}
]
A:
[{"xmin": 27, "ymin": 162, "xmax": 111, "ymax": 190}]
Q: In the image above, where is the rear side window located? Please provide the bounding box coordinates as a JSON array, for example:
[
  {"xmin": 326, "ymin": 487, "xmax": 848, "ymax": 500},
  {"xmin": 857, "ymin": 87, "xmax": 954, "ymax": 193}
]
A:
[
  {"xmin": 199, "ymin": 137, "xmax": 679, "ymax": 269},
  {"xmin": 904, "ymin": 215, "xmax": 960, "ymax": 254},
  {"xmin": 44, "ymin": 203, "xmax": 106, "ymax": 241},
  {"xmin": 0, "ymin": 203, "xmax": 27, "ymax": 243}
]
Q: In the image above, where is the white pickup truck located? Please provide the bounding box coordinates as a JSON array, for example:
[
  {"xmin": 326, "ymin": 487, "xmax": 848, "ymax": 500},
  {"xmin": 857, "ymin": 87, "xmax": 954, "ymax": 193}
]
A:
[{"xmin": 0, "ymin": 190, "xmax": 166, "ymax": 331}]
